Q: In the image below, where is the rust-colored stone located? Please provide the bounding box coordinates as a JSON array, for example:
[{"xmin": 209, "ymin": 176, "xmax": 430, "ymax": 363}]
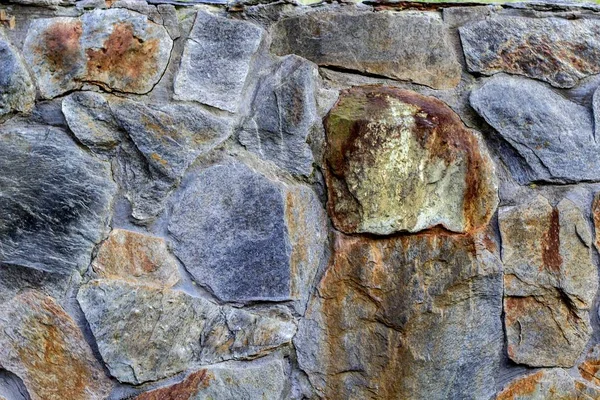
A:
[
  {"xmin": 135, "ymin": 370, "xmax": 214, "ymax": 400},
  {"xmin": 541, "ymin": 208, "xmax": 563, "ymax": 273},
  {"xmin": 38, "ymin": 20, "xmax": 82, "ymax": 73},
  {"xmin": 578, "ymin": 344, "xmax": 600, "ymax": 386},
  {"xmin": 496, "ymin": 371, "xmax": 544, "ymax": 400}
]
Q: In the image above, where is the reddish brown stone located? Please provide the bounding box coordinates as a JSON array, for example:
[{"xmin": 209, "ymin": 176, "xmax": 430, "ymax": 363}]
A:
[
  {"xmin": 497, "ymin": 369, "xmax": 600, "ymax": 400},
  {"xmin": 135, "ymin": 370, "xmax": 213, "ymax": 400}
]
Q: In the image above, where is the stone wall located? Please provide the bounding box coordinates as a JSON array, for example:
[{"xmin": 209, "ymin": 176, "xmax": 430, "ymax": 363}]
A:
[{"xmin": 2, "ymin": 0, "xmax": 600, "ymax": 399}]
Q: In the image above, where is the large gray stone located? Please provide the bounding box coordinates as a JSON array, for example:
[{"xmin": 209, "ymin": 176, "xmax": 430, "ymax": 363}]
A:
[
  {"xmin": 77, "ymin": 279, "xmax": 296, "ymax": 384},
  {"xmin": 174, "ymin": 11, "xmax": 264, "ymax": 112},
  {"xmin": 270, "ymin": 11, "xmax": 461, "ymax": 89},
  {"xmin": 295, "ymin": 230, "xmax": 503, "ymax": 399},
  {"xmin": 23, "ymin": 9, "xmax": 172, "ymax": 98},
  {"xmin": 0, "ymin": 125, "xmax": 116, "ymax": 274},
  {"xmin": 239, "ymin": 55, "xmax": 318, "ymax": 176},
  {"xmin": 168, "ymin": 161, "xmax": 327, "ymax": 305},
  {"xmin": 500, "ymin": 196, "xmax": 597, "ymax": 367},
  {"xmin": 0, "ymin": 37, "xmax": 35, "ymax": 118},
  {"xmin": 460, "ymin": 16, "xmax": 600, "ymax": 88},
  {"xmin": 471, "ymin": 75, "xmax": 599, "ymax": 183}
]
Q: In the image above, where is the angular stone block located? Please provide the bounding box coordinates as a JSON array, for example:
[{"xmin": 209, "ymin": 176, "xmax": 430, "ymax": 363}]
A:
[{"xmin": 0, "ymin": 37, "xmax": 35, "ymax": 118}]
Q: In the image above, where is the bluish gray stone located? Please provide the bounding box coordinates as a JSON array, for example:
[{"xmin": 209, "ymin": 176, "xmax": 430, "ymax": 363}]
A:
[
  {"xmin": 470, "ymin": 75, "xmax": 599, "ymax": 183},
  {"xmin": 0, "ymin": 37, "xmax": 35, "ymax": 118},
  {"xmin": 0, "ymin": 125, "xmax": 116, "ymax": 274}
]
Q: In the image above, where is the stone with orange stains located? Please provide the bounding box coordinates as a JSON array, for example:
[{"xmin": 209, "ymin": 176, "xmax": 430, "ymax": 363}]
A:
[
  {"xmin": 579, "ymin": 344, "xmax": 600, "ymax": 387},
  {"xmin": 168, "ymin": 160, "xmax": 327, "ymax": 308},
  {"xmin": 496, "ymin": 369, "xmax": 600, "ymax": 400},
  {"xmin": 92, "ymin": 228, "xmax": 180, "ymax": 287},
  {"xmin": 295, "ymin": 230, "xmax": 503, "ymax": 399},
  {"xmin": 0, "ymin": 290, "xmax": 111, "ymax": 400},
  {"xmin": 593, "ymin": 192, "xmax": 600, "ymax": 253},
  {"xmin": 460, "ymin": 16, "xmax": 600, "ymax": 88},
  {"xmin": 324, "ymin": 85, "xmax": 498, "ymax": 235},
  {"xmin": 499, "ymin": 195, "xmax": 597, "ymax": 367},
  {"xmin": 134, "ymin": 356, "xmax": 287, "ymax": 400},
  {"xmin": 23, "ymin": 9, "xmax": 172, "ymax": 98},
  {"xmin": 0, "ymin": 36, "xmax": 35, "ymax": 118},
  {"xmin": 77, "ymin": 279, "xmax": 296, "ymax": 384}
]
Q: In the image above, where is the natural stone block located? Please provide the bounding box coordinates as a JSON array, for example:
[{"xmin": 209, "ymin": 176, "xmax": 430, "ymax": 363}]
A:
[
  {"xmin": 0, "ymin": 125, "xmax": 116, "ymax": 274},
  {"xmin": 0, "ymin": 290, "xmax": 112, "ymax": 400},
  {"xmin": 500, "ymin": 195, "xmax": 597, "ymax": 367},
  {"xmin": 579, "ymin": 344, "xmax": 600, "ymax": 387},
  {"xmin": 174, "ymin": 11, "xmax": 264, "ymax": 112},
  {"xmin": 460, "ymin": 16, "xmax": 600, "ymax": 88},
  {"xmin": 23, "ymin": 9, "xmax": 173, "ymax": 98},
  {"xmin": 239, "ymin": 55, "xmax": 318, "ymax": 176},
  {"xmin": 496, "ymin": 369, "xmax": 600, "ymax": 400},
  {"xmin": 324, "ymin": 85, "xmax": 498, "ymax": 235},
  {"xmin": 471, "ymin": 75, "xmax": 599, "ymax": 183},
  {"xmin": 295, "ymin": 230, "xmax": 503, "ymax": 399},
  {"xmin": 0, "ymin": 36, "xmax": 35, "ymax": 118},
  {"xmin": 168, "ymin": 161, "xmax": 327, "ymax": 304},
  {"xmin": 271, "ymin": 11, "xmax": 461, "ymax": 89}
]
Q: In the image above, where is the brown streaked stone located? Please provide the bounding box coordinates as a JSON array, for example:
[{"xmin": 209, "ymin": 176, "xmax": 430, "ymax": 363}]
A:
[
  {"xmin": 496, "ymin": 369, "xmax": 600, "ymax": 400},
  {"xmin": 579, "ymin": 344, "xmax": 600, "ymax": 387}
]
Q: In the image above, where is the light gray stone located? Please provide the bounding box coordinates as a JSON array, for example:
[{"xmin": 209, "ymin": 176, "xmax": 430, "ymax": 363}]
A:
[
  {"xmin": 0, "ymin": 37, "xmax": 35, "ymax": 118},
  {"xmin": 23, "ymin": 8, "xmax": 172, "ymax": 98},
  {"xmin": 77, "ymin": 279, "xmax": 296, "ymax": 384},
  {"xmin": 460, "ymin": 16, "xmax": 600, "ymax": 88},
  {"xmin": 0, "ymin": 125, "xmax": 116, "ymax": 274},
  {"xmin": 471, "ymin": 75, "xmax": 599, "ymax": 183},
  {"xmin": 174, "ymin": 11, "xmax": 264, "ymax": 112},
  {"xmin": 168, "ymin": 161, "xmax": 327, "ymax": 305},
  {"xmin": 239, "ymin": 55, "xmax": 318, "ymax": 176},
  {"xmin": 497, "ymin": 369, "xmax": 600, "ymax": 400},
  {"xmin": 270, "ymin": 11, "xmax": 461, "ymax": 89}
]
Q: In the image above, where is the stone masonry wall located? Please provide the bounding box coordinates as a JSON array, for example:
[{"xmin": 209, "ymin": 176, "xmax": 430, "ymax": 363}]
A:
[{"xmin": 2, "ymin": 0, "xmax": 600, "ymax": 398}]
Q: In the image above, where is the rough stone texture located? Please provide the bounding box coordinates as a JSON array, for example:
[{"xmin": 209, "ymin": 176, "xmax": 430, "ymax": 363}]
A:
[
  {"xmin": 23, "ymin": 8, "xmax": 172, "ymax": 98},
  {"xmin": 0, "ymin": 125, "xmax": 116, "ymax": 274},
  {"xmin": 295, "ymin": 230, "xmax": 503, "ymax": 400},
  {"xmin": 579, "ymin": 344, "xmax": 600, "ymax": 386},
  {"xmin": 496, "ymin": 369, "xmax": 600, "ymax": 400},
  {"xmin": 271, "ymin": 11, "xmax": 461, "ymax": 89},
  {"xmin": 62, "ymin": 92, "xmax": 122, "ymax": 152},
  {"xmin": 325, "ymin": 85, "xmax": 498, "ymax": 235},
  {"xmin": 460, "ymin": 16, "xmax": 600, "ymax": 88},
  {"xmin": 169, "ymin": 161, "xmax": 327, "ymax": 304},
  {"xmin": 174, "ymin": 11, "xmax": 264, "ymax": 112},
  {"xmin": 0, "ymin": 36, "xmax": 35, "ymax": 118},
  {"xmin": 500, "ymin": 196, "xmax": 597, "ymax": 367},
  {"xmin": 593, "ymin": 192, "xmax": 600, "ymax": 252},
  {"xmin": 471, "ymin": 75, "xmax": 599, "ymax": 183},
  {"xmin": 239, "ymin": 55, "xmax": 318, "ymax": 176},
  {"xmin": 92, "ymin": 229, "xmax": 180, "ymax": 287},
  {"xmin": 77, "ymin": 279, "xmax": 296, "ymax": 384},
  {"xmin": 0, "ymin": 290, "xmax": 111, "ymax": 400},
  {"xmin": 134, "ymin": 357, "xmax": 287, "ymax": 400}
]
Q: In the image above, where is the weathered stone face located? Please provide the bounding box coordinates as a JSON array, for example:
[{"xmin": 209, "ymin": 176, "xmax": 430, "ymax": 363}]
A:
[
  {"xmin": 295, "ymin": 230, "xmax": 503, "ymax": 400},
  {"xmin": 324, "ymin": 85, "xmax": 498, "ymax": 235},
  {"xmin": 239, "ymin": 55, "xmax": 319, "ymax": 176},
  {"xmin": 460, "ymin": 16, "xmax": 600, "ymax": 88},
  {"xmin": 579, "ymin": 344, "xmax": 600, "ymax": 387},
  {"xmin": 168, "ymin": 161, "xmax": 327, "ymax": 305},
  {"xmin": 0, "ymin": 37, "xmax": 35, "ymax": 118},
  {"xmin": 23, "ymin": 9, "xmax": 172, "ymax": 98},
  {"xmin": 499, "ymin": 196, "xmax": 597, "ymax": 367},
  {"xmin": 496, "ymin": 369, "xmax": 600, "ymax": 400},
  {"xmin": 271, "ymin": 11, "xmax": 462, "ymax": 89},
  {"xmin": 471, "ymin": 75, "xmax": 599, "ymax": 184},
  {"xmin": 0, "ymin": 125, "xmax": 116, "ymax": 274},
  {"xmin": 0, "ymin": 290, "xmax": 111, "ymax": 400},
  {"xmin": 174, "ymin": 11, "xmax": 264, "ymax": 113}
]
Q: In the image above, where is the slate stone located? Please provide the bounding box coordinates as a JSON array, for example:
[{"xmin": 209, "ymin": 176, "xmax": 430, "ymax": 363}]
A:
[
  {"xmin": 168, "ymin": 161, "xmax": 327, "ymax": 304},
  {"xmin": 62, "ymin": 91, "xmax": 122, "ymax": 152},
  {"xmin": 239, "ymin": 55, "xmax": 318, "ymax": 176},
  {"xmin": 23, "ymin": 8, "xmax": 173, "ymax": 98},
  {"xmin": 295, "ymin": 230, "xmax": 503, "ymax": 399},
  {"xmin": 270, "ymin": 11, "xmax": 461, "ymax": 89},
  {"xmin": 460, "ymin": 16, "xmax": 600, "ymax": 88},
  {"xmin": 0, "ymin": 290, "xmax": 112, "ymax": 400},
  {"xmin": 325, "ymin": 85, "xmax": 498, "ymax": 235},
  {"xmin": 111, "ymin": 100, "xmax": 233, "ymax": 180},
  {"xmin": 496, "ymin": 369, "xmax": 600, "ymax": 400},
  {"xmin": 77, "ymin": 279, "xmax": 296, "ymax": 384},
  {"xmin": 134, "ymin": 357, "xmax": 287, "ymax": 400},
  {"xmin": 92, "ymin": 229, "xmax": 180, "ymax": 288},
  {"xmin": 471, "ymin": 75, "xmax": 600, "ymax": 183},
  {"xmin": 499, "ymin": 195, "xmax": 597, "ymax": 367},
  {"xmin": 0, "ymin": 125, "xmax": 116, "ymax": 274},
  {"xmin": 0, "ymin": 37, "xmax": 35, "ymax": 118},
  {"xmin": 174, "ymin": 11, "xmax": 264, "ymax": 112}
]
